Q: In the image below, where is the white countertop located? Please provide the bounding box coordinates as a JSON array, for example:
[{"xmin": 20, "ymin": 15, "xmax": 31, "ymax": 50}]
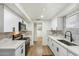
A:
[
  {"xmin": 0, "ymin": 38, "xmax": 25, "ymax": 49},
  {"xmin": 48, "ymin": 35, "xmax": 79, "ymax": 56}
]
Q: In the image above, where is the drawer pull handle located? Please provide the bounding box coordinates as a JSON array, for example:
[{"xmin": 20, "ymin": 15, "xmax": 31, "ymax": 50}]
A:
[{"xmin": 57, "ymin": 47, "xmax": 59, "ymax": 52}]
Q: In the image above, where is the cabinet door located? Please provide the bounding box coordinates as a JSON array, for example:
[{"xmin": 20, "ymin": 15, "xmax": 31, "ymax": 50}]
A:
[
  {"xmin": 57, "ymin": 17, "xmax": 64, "ymax": 30},
  {"xmin": 4, "ymin": 6, "xmax": 22, "ymax": 32},
  {"xmin": 67, "ymin": 51, "xmax": 75, "ymax": 56},
  {"xmin": 54, "ymin": 43, "xmax": 67, "ymax": 56},
  {"xmin": 53, "ymin": 42, "xmax": 58, "ymax": 55},
  {"xmin": 51, "ymin": 40, "xmax": 56, "ymax": 55},
  {"xmin": 48, "ymin": 37, "xmax": 52, "ymax": 49},
  {"xmin": 58, "ymin": 44, "xmax": 67, "ymax": 56},
  {"xmin": 15, "ymin": 43, "xmax": 25, "ymax": 56},
  {"xmin": 50, "ymin": 39, "xmax": 53, "ymax": 50}
]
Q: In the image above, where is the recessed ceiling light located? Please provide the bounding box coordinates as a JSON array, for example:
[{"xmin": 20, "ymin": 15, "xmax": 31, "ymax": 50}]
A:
[
  {"xmin": 41, "ymin": 15, "xmax": 43, "ymax": 18},
  {"xmin": 43, "ymin": 8, "xmax": 46, "ymax": 11}
]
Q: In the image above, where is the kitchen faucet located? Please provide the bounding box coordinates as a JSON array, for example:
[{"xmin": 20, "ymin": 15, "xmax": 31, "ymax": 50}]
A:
[{"xmin": 65, "ymin": 31, "xmax": 73, "ymax": 42}]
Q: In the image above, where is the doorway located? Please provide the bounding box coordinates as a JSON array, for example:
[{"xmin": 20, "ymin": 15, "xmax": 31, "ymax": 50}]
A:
[{"xmin": 36, "ymin": 22, "xmax": 43, "ymax": 45}]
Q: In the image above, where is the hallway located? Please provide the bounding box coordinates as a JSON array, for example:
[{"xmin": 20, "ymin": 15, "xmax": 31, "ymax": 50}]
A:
[{"xmin": 26, "ymin": 37, "xmax": 54, "ymax": 56}]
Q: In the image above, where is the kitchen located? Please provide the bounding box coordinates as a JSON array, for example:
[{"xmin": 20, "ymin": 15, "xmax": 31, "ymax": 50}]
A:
[{"xmin": 0, "ymin": 3, "xmax": 79, "ymax": 56}]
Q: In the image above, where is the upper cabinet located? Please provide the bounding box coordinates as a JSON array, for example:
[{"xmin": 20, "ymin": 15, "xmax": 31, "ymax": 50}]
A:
[
  {"xmin": 57, "ymin": 17, "xmax": 64, "ymax": 30},
  {"xmin": 66, "ymin": 14, "xmax": 79, "ymax": 28},
  {"xmin": 4, "ymin": 6, "xmax": 22, "ymax": 32},
  {"xmin": 0, "ymin": 5, "xmax": 25, "ymax": 32},
  {"xmin": 51, "ymin": 17, "xmax": 64, "ymax": 30}
]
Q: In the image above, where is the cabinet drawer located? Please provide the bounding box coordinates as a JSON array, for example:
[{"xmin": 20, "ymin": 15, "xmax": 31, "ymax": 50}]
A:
[
  {"xmin": 15, "ymin": 43, "xmax": 25, "ymax": 56},
  {"xmin": 55, "ymin": 43, "xmax": 67, "ymax": 56},
  {"xmin": 67, "ymin": 51, "xmax": 75, "ymax": 56}
]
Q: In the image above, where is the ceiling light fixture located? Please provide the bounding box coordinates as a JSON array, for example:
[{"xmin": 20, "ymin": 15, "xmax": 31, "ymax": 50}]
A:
[
  {"xmin": 43, "ymin": 8, "xmax": 46, "ymax": 11},
  {"xmin": 41, "ymin": 15, "xmax": 43, "ymax": 18}
]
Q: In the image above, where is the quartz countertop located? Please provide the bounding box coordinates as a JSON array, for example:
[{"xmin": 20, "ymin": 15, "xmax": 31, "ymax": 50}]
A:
[
  {"xmin": 0, "ymin": 38, "xmax": 25, "ymax": 49},
  {"xmin": 48, "ymin": 35, "xmax": 79, "ymax": 56}
]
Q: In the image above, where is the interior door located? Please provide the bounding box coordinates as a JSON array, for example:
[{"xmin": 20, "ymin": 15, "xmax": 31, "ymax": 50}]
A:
[
  {"xmin": 36, "ymin": 23, "xmax": 42, "ymax": 37},
  {"xmin": 36, "ymin": 22, "xmax": 43, "ymax": 42}
]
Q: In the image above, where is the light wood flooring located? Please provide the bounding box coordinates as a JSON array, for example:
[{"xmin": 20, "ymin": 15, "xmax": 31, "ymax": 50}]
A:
[{"xmin": 26, "ymin": 37, "xmax": 54, "ymax": 56}]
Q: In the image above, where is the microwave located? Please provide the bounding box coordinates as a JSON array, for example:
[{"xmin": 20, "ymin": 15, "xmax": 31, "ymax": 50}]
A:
[{"xmin": 18, "ymin": 22, "xmax": 26, "ymax": 31}]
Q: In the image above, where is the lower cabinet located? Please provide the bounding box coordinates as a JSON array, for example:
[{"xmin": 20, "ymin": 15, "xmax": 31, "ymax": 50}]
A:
[
  {"xmin": 0, "ymin": 42, "xmax": 25, "ymax": 56},
  {"xmin": 48, "ymin": 37, "xmax": 75, "ymax": 56},
  {"xmin": 51, "ymin": 40, "xmax": 67, "ymax": 56},
  {"xmin": 67, "ymin": 51, "xmax": 75, "ymax": 56},
  {"xmin": 51, "ymin": 39, "xmax": 57, "ymax": 55},
  {"xmin": 15, "ymin": 43, "xmax": 25, "ymax": 56},
  {"xmin": 48, "ymin": 37, "xmax": 52, "ymax": 49},
  {"xmin": 55, "ymin": 43, "xmax": 67, "ymax": 56}
]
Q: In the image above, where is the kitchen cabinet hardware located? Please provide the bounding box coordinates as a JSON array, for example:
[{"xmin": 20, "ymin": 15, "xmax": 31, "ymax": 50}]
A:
[{"xmin": 57, "ymin": 47, "xmax": 59, "ymax": 52}]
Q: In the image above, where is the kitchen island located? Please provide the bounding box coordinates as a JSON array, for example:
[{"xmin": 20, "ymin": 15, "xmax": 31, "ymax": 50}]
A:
[{"xmin": 0, "ymin": 38, "xmax": 25, "ymax": 56}]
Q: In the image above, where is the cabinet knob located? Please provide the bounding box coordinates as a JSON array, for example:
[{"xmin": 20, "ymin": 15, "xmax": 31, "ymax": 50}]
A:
[{"xmin": 21, "ymin": 49, "xmax": 23, "ymax": 54}]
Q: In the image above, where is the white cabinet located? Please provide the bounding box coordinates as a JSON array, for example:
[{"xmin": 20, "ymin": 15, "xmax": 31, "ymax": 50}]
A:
[
  {"xmin": 48, "ymin": 36, "xmax": 78, "ymax": 56},
  {"xmin": 0, "ymin": 42, "xmax": 25, "ymax": 56},
  {"xmin": 51, "ymin": 39, "xmax": 56, "ymax": 55},
  {"xmin": 51, "ymin": 40, "xmax": 67, "ymax": 56},
  {"xmin": 4, "ymin": 6, "xmax": 22, "ymax": 32},
  {"xmin": 66, "ymin": 14, "xmax": 79, "ymax": 28},
  {"xmin": 55, "ymin": 43, "xmax": 67, "ymax": 56},
  {"xmin": 0, "ymin": 4, "xmax": 23, "ymax": 32},
  {"xmin": 51, "ymin": 17, "xmax": 64, "ymax": 30},
  {"xmin": 48, "ymin": 37, "xmax": 52, "ymax": 49},
  {"xmin": 48, "ymin": 38, "xmax": 50, "ymax": 47},
  {"xmin": 15, "ymin": 43, "xmax": 25, "ymax": 56},
  {"xmin": 48, "ymin": 37, "xmax": 68, "ymax": 56},
  {"xmin": 67, "ymin": 51, "xmax": 75, "ymax": 56},
  {"xmin": 57, "ymin": 17, "xmax": 64, "ymax": 30}
]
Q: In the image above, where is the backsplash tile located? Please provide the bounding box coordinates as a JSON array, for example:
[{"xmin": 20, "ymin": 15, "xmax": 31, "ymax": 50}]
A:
[
  {"xmin": 0, "ymin": 31, "xmax": 32, "ymax": 41},
  {"xmin": 48, "ymin": 30, "xmax": 64, "ymax": 36},
  {"xmin": 0, "ymin": 32, "xmax": 12, "ymax": 40}
]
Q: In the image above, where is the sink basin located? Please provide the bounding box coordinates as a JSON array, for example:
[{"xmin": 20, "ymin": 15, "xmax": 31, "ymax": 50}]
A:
[{"xmin": 58, "ymin": 40, "xmax": 77, "ymax": 46}]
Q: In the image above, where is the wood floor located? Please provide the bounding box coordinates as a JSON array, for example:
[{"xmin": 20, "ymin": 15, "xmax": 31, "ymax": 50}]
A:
[{"xmin": 26, "ymin": 37, "xmax": 54, "ymax": 56}]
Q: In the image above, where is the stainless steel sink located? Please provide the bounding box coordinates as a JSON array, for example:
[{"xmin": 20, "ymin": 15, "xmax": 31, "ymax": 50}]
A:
[{"xmin": 58, "ymin": 40, "xmax": 77, "ymax": 46}]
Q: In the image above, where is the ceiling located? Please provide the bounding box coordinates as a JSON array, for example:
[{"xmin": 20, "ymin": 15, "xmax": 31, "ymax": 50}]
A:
[
  {"xmin": 5, "ymin": 3, "xmax": 74, "ymax": 22},
  {"xmin": 5, "ymin": 3, "xmax": 28, "ymax": 22},
  {"xmin": 19, "ymin": 3, "xmax": 70, "ymax": 21}
]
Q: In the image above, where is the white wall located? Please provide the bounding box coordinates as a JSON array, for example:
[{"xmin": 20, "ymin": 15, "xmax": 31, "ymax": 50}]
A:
[
  {"xmin": 4, "ymin": 6, "xmax": 22, "ymax": 32},
  {"xmin": 0, "ymin": 4, "xmax": 4, "ymax": 32}
]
